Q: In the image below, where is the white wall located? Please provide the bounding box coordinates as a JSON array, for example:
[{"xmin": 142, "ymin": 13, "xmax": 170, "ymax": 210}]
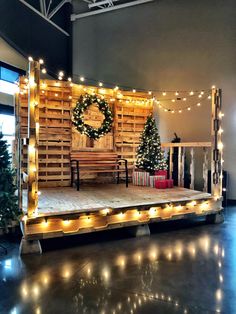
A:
[
  {"xmin": 72, "ymin": 0, "xmax": 236, "ymax": 198},
  {"xmin": 0, "ymin": 37, "xmax": 27, "ymax": 70}
]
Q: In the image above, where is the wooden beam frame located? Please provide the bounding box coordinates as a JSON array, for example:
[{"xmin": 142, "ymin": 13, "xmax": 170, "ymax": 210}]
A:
[
  {"xmin": 211, "ymin": 88, "xmax": 223, "ymax": 200},
  {"xmin": 27, "ymin": 61, "xmax": 40, "ymax": 217}
]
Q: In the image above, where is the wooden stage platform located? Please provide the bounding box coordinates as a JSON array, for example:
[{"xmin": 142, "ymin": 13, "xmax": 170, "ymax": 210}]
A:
[
  {"xmin": 21, "ymin": 184, "xmax": 222, "ymax": 243},
  {"xmin": 23, "ymin": 184, "xmax": 213, "ymax": 217}
]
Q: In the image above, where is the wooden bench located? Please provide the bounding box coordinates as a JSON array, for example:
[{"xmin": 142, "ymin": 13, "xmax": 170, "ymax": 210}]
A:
[{"xmin": 70, "ymin": 151, "xmax": 128, "ymax": 190}]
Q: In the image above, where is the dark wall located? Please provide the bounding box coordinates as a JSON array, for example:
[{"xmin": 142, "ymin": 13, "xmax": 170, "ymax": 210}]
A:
[
  {"xmin": 73, "ymin": 0, "xmax": 236, "ymax": 198},
  {"xmin": 0, "ymin": 0, "xmax": 72, "ymax": 76}
]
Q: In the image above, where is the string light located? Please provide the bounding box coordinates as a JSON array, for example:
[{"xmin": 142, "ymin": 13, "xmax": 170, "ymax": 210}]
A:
[
  {"xmin": 41, "ymin": 68, "xmax": 47, "ymax": 74},
  {"xmin": 39, "ymin": 59, "xmax": 44, "ymax": 65},
  {"xmin": 68, "ymin": 77, "xmax": 72, "ymax": 82},
  {"xmin": 28, "ymin": 56, "xmax": 33, "ymax": 62},
  {"xmin": 132, "ymin": 89, "xmax": 136, "ymax": 93},
  {"xmin": 80, "ymin": 76, "xmax": 85, "ymax": 82},
  {"xmin": 99, "ymin": 82, "xmax": 103, "ymax": 87}
]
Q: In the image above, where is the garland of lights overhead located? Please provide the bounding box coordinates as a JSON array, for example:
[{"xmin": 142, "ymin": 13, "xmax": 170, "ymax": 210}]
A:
[
  {"xmin": 26, "ymin": 56, "xmax": 215, "ymax": 114},
  {"xmin": 72, "ymin": 93, "xmax": 113, "ymax": 140}
]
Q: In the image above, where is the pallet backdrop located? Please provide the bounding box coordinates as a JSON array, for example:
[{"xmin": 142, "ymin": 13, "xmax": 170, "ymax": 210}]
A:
[{"xmin": 18, "ymin": 78, "xmax": 153, "ymax": 187}]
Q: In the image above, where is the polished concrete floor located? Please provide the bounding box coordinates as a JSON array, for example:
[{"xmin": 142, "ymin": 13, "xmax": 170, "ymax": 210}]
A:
[{"xmin": 0, "ymin": 207, "xmax": 235, "ymax": 314}]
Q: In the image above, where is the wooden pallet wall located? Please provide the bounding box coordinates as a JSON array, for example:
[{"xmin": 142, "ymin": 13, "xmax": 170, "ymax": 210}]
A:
[
  {"xmin": 114, "ymin": 93, "xmax": 153, "ymax": 167},
  {"xmin": 18, "ymin": 79, "xmax": 153, "ymax": 187},
  {"xmin": 19, "ymin": 78, "xmax": 72, "ymax": 187}
]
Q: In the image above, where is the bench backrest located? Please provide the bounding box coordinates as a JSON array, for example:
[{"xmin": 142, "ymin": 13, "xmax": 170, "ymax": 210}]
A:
[{"xmin": 71, "ymin": 151, "xmax": 118, "ymax": 162}]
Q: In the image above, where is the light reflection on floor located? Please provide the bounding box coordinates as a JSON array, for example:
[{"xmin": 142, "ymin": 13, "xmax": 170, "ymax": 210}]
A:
[{"xmin": 0, "ymin": 211, "xmax": 234, "ymax": 314}]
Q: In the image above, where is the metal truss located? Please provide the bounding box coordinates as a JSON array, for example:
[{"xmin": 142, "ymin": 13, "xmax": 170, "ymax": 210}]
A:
[
  {"xmin": 71, "ymin": 0, "xmax": 154, "ymax": 20},
  {"xmin": 19, "ymin": 0, "xmax": 71, "ymax": 36}
]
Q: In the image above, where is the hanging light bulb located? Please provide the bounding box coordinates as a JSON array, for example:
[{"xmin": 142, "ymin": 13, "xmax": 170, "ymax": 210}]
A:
[
  {"xmin": 133, "ymin": 89, "xmax": 136, "ymax": 93},
  {"xmin": 162, "ymin": 92, "xmax": 166, "ymax": 96},
  {"xmin": 189, "ymin": 91, "xmax": 194, "ymax": 95},
  {"xmin": 68, "ymin": 77, "xmax": 72, "ymax": 82},
  {"xmin": 80, "ymin": 76, "xmax": 85, "ymax": 82},
  {"xmin": 197, "ymin": 103, "xmax": 201, "ymax": 106},
  {"xmin": 41, "ymin": 68, "xmax": 47, "ymax": 74},
  {"xmin": 39, "ymin": 59, "xmax": 44, "ymax": 64},
  {"xmin": 59, "ymin": 71, "xmax": 64, "ymax": 77},
  {"xmin": 148, "ymin": 91, "xmax": 152, "ymax": 95},
  {"xmin": 187, "ymin": 107, "xmax": 191, "ymax": 111},
  {"xmin": 175, "ymin": 91, "xmax": 179, "ymax": 96},
  {"xmin": 28, "ymin": 56, "xmax": 33, "ymax": 62},
  {"xmin": 99, "ymin": 82, "xmax": 103, "ymax": 87}
]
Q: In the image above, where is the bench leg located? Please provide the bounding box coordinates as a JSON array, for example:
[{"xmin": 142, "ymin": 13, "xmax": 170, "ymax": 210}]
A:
[
  {"xmin": 71, "ymin": 166, "xmax": 74, "ymax": 187},
  {"xmin": 125, "ymin": 165, "xmax": 128, "ymax": 188},
  {"xmin": 117, "ymin": 165, "xmax": 120, "ymax": 184},
  {"xmin": 76, "ymin": 161, "xmax": 80, "ymax": 191}
]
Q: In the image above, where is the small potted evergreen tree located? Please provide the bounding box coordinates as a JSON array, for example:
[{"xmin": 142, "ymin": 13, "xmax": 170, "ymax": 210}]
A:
[
  {"xmin": 0, "ymin": 132, "xmax": 20, "ymax": 232},
  {"xmin": 133, "ymin": 115, "xmax": 167, "ymax": 186}
]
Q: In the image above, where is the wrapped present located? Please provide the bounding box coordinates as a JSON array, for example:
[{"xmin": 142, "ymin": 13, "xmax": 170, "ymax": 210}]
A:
[
  {"xmin": 149, "ymin": 175, "xmax": 166, "ymax": 188},
  {"xmin": 154, "ymin": 170, "xmax": 168, "ymax": 179},
  {"xmin": 166, "ymin": 179, "xmax": 174, "ymax": 188},
  {"xmin": 132, "ymin": 171, "xmax": 150, "ymax": 186},
  {"xmin": 155, "ymin": 180, "xmax": 168, "ymax": 189}
]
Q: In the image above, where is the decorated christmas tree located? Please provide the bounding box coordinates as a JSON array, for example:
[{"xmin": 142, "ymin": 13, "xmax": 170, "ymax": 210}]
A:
[
  {"xmin": 136, "ymin": 115, "xmax": 168, "ymax": 173},
  {"xmin": 0, "ymin": 132, "xmax": 19, "ymax": 229}
]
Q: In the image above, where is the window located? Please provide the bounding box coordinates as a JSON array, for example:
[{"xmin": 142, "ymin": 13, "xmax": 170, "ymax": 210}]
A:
[{"xmin": 0, "ymin": 114, "xmax": 15, "ymax": 154}]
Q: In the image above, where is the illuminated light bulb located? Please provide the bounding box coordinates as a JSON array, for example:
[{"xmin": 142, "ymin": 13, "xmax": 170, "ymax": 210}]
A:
[
  {"xmin": 149, "ymin": 207, "xmax": 157, "ymax": 216},
  {"xmin": 24, "ymin": 78, "xmax": 29, "ymax": 83},
  {"xmin": 22, "ymin": 215, "xmax": 28, "ymax": 222},
  {"xmin": 132, "ymin": 89, "xmax": 136, "ymax": 93},
  {"xmin": 39, "ymin": 59, "xmax": 44, "ymax": 64},
  {"xmin": 69, "ymin": 95, "xmax": 72, "ymax": 100},
  {"xmin": 218, "ymin": 142, "xmax": 224, "ymax": 150},
  {"xmin": 70, "ymin": 83, "xmax": 73, "ymax": 87},
  {"xmin": 31, "ymin": 166, "xmax": 37, "ymax": 173},
  {"xmin": 28, "ymin": 56, "xmax": 33, "ymax": 62},
  {"xmin": 80, "ymin": 76, "xmax": 85, "ymax": 82},
  {"xmin": 29, "ymin": 145, "xmax": 35, "ymax": 154},
  {"xmin": 212, "ymin": 85, "xmax": 216, "ymax": 89},
  {"xmin": 219, "ymin": 128, "xmax": 224, "ymax": 134},
  {"xmin": 189, "ymin": 200, "xmax": 196, "ymax": 206},
  {"xmin": 42, "ymin": 90, "xmax": 45, "ymax": 94},
  {"xmin": 63, "ymin": 220, "xmax": 70, "ymax": 226},
  {"xmin": 175, "ymin": 91, "xmax": 179, "ymax": 96},
  {"xmin": 159, "ymin": 104, "xmax": 162, "ymax": 108},
  {"xmin": 118, "ymin": 212, "xmax": 125, "ymax": 219},
  {"xmin": 99, "ymin": 82, "xmax": 103, "ymax": 87},
  {"xmin": 176, "ymin": 205, "xmax": 183, "ymax": 211},
  {"xmin": 189, "ymin": 91, "xmax": 194, "ymax": 95},
  {"xmin": 222, "ymin": 187, "xmax": 226, "ymax": 192},
  {"xmin": 178, "ymin": 110, "xmax": 182, "ymax": 113},
  {"xmin": 201, "ymin": 91, "xmax": 204, "ymax": 95},
  {"xmin": 218, "ymin": 261, "xmax": 222, "ymax": 268},
  {"xmin": 55, "ymin": 93, "xmax": 58, "ymax": 97},
  {"xmin": 171, "ymin": 110, "xmax": 175, "ymax": 114},
  {"xmin": 172, "ymin": 99, "xmax": 175, "ymax": 102},
  {"xmin": 183, "ymin": 97, "xmax": 187, "ymax": 101},
  {"xmin": 33, "ymin": 285, "xmax": 39, "ymax": 297},
  {"xmin": 208, "ymin": 95, "xmax": 211, "ymax": 99},
  {"xmin": 219, "ymin": 112, "xmax": 224, "ymax": 118},
  {"xmin": 148, "ymin": 91, "xmax": 152, "ymax": 95},
  {"xmin": 187, "ymin": 107, "xmax": 191, "ymax": 111},
  {"xmin": 59, "ymin": 71, "xmax": 64, "ymax": 77},
  {"xmin": 37, "ymin": 191, "xmax": 41, "ymax": 196},
  {"xmin": 216, "ymin": 289, "xmax": 222, "ymax": 301},
  {"xmin": 198, "ymin": 94, "xmax": 202, "ymax": 98},
  {"xmin": 200, "ymin": 202, "xmax": 208, "ymax": 210},
  {"xmin": 167, "ymin": 252, "xmax": 172, "ymax": 260},
  {"xmin": 164, "ymin": 109, "xmax": 168, "ymax": 112},
  {"xmin": 197, "ymin": 103, "xmax": 201, "ymax": 106},
  {"xmin": 162, "ymin": 92, "xmax": 166, "ymax": 96},
  {"xmin": 58, "ymin": 76, "xmax": 62, "ymax": 81},
  {"xmin": 101, "ymin": 208, "xmax": 110, "ymax": 215},
  {"xmin": 68, "ymin": 77, "xmax": 72, "ymax": 82}
]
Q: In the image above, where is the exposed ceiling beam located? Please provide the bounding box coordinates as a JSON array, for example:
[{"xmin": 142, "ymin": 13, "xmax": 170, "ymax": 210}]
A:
[
  {"xmin": 71, "ymin": 0, "xmax": 154, "ymax": 20},
  {"xmin": 19, "ymin": 0, "xmax": 70, "ymax": 36},
  {"xmin": 88, "ymin": 0, "xmax": 119, "ymax": 8},
  {"xmin": 48, "ymin": 0, "xmax": 71, "ymax": 20}
]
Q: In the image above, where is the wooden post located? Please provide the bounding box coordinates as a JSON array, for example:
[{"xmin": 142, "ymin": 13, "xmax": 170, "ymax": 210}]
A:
[
  {"xmin": 203, "ymin": 147, "xmax": 208, "ymax": 192},
  {"xmin": 27, "ymin": 61, "xmax": 40, "ymax": 217},
  {"xmin": 169, "ymin": 147, "xmax": 173, "ymax": 179},
  {"xmin": 189, "ymin": 148, "xmax": 195, "ymax": 189},
  {"xmin": 178, "ymin": 147, "xmax": 185, "ymax": 187},
  {"xmin": 211, "ymin": 88, "xmax": 223, "ymax": 199},
  {"xmin": 15, "ymin": 90, "xmax": 23, "ymax": 211}
]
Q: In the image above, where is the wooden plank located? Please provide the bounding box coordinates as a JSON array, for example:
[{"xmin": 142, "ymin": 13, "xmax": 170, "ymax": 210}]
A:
[
  {"xmin": 190, "ymin": 148, "xmax": 195, "ymax": 190},
  {"xmin": 162, "ymin": 142, "xmax": 212, "ymax": 148}
]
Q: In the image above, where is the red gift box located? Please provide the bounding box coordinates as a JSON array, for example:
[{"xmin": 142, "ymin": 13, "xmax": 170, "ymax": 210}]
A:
[
  {"xmin": 155, "ymin": 180, "xmax": 168, "ymax": 189},
  {"xmin": 166, "ymin": 179, "xmax": 174, "ymax": 188},
  {"xmin": 155, "ymin": 170, "xmax": 168, "ymax": 179}
]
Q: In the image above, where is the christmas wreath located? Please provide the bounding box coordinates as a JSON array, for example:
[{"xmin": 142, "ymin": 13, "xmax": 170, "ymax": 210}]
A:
[{"xmin": 72, "ymin": 94, "xmax": 113, "ymax": 140}]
